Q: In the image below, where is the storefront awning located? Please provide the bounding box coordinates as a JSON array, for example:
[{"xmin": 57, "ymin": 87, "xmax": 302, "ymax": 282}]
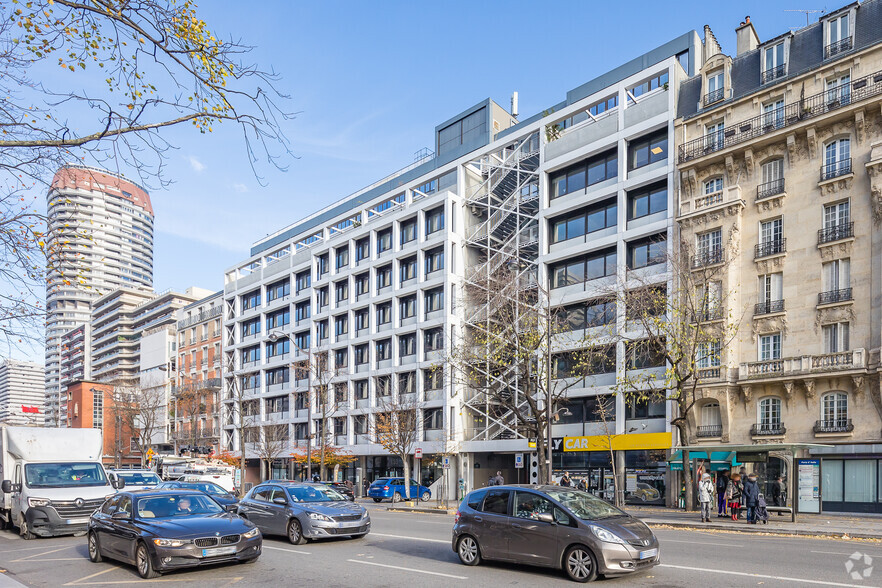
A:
[{"xmin": 668, "ymin": 450, "xmax": 739, "ymax": 471}]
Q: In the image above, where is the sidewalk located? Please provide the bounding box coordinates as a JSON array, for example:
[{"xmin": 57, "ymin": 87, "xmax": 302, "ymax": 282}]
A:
[{"xmin": 624, "ymin": 505, "xmax": 882, "ymax": 540}]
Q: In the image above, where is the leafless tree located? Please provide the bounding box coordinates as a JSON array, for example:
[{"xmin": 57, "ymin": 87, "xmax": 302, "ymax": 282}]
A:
[
  {"xmin": 294, "ymin": 351, "xmax": 340, "ymax": 481},
  {"xmin": 372, "ymin": 394, "xmax": 422, "ymax": 500},
  {"xmin": 109, "ymin": 383, "xmax": 167, "ymax": 467},
  {"xmin": 593, "ymin": 395, "xmax": 623, "ymax": 507},
  {"xmin": 252, "ymin": 422, "xmax": 290, "ymax": 482}
]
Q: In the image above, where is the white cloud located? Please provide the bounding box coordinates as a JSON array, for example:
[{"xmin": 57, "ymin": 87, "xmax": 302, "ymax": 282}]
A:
[
  {"xmin": 233, "ymin": 183, "xmax": 248, "ymax": 193},
  {"xmin": 187, "ymin": 156, "xmax": 206, "ymax": 173}
]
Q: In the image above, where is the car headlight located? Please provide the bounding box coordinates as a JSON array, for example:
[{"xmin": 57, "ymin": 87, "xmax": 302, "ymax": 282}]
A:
[
  {"xmin": 307, "ymin": 512, "xmax": 333, "ymax": 522},
  {"xmin": 28, "ymin": 497, "xmax": 51, "ymax": 508},
  {"xmin": 153, "ymin": 538, "xmax": 191, "ymax": 547},
  {"xmin": 590, "ymin": 525, "xmax": 624, "ymax": 544},
  {"xmin": 242, "ymin": 527, "xmax": 260, "ymax": 539}
]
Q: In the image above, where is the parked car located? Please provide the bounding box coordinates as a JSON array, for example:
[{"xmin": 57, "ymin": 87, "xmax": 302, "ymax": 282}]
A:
[
  {"xmin": 320, "ymin": 481, "xmax": 354, "ymax": 501},
  {"xmin": 179, "ymin": 472, "xmax": 235, "ymax": 493},
  {"xmin": 367, "ymin": 477, "xmax": 431, "ymax": 502},
  {"xmin": 238, "ymin": 482, "xmax": 369, "ymax": 545},
  {"xmin": 452, "ymin": 485, "xmax": 659, "ymax": 583},
  {"xmin": 154, "ymin": 481, "xmax": 238, "ymax": 508},
  {"xmin": 106, "ymin": 470, "xmax": 162, "ymax": 490},
  {"xmin": 87, "ymin": 490, "xmax": 260, "ymax": 579}
]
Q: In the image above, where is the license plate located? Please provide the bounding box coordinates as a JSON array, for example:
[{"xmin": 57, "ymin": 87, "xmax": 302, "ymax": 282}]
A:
[
  {"xmin": 202, "ymin": 546, "xmax": 237, "ymax": 558},
  {"xmin": 639, "ymin": 548, "xmax": 658, "ymax": 560}
]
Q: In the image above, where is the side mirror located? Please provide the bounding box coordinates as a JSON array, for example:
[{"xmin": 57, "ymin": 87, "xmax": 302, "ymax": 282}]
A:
[
  {"xmin": 111, "ymin": 511, "xmax": 131, "ymax": 520},
  {"xmin": 536, "ymin": 512, "xmax": 555, "ymax": 524},
  {"xmin": 1, "ymin": 480, "xmax": 12, "ymax": 494},
  {"xmin": 272, "ymin": 496, "xmax": 288, "ymax": 505},
  {"xmin": 225, "ymin": 503, "xmax": 239, "ymax": 513},
  {"xmin": 112, "ymin": 479, "xmax": 126, "ymax": 490}
]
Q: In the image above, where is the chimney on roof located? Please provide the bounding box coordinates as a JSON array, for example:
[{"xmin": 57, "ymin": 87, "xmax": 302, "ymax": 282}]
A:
[
  {"xmin": 736, "ymin": 15, "xmax": 760, "ymax": 56},
  {"xmin": 703, "ymin": 25, "xmax": 723, "ymax": 62}
]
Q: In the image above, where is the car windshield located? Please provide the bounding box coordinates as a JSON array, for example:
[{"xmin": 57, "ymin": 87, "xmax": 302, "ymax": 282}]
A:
[
  {"xmin": 136, "ymin": 494, "xmax": 224, "ymax": 519},
  {"xmin": 544, "ymin": 490, "xmax": 627, "ymax": 520},
  {"xmin": 118, "ymin": 472, "xmax": 161, "ymax": 486},
  {"xmin": 287, "ymin": 485, "xmax": 346, "ymax": 502},
  {"xmin": 184, "ymin": 482, "xmax": 227, "ymax": 495},
  {"xmin": 371, "ymin": 479, "xmax": 390, "ymax": 486},
  {"xmin": 24, "ymin": 462, "xmax": 108, "ymax": 488}
]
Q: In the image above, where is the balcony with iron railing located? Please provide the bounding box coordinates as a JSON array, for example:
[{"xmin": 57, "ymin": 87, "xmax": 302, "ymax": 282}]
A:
[
  {"xmin": 751, "ymin": 423, "xmax": 786, "ymax": 436},
  {"xmin": 755, "ymin": 238, "xmax": 786, "ymax": 259},
  {"xmin": 703, "ymin": 88, "xmax": 725, "ymax": 107},
  {"xmin": 754, "ymin": 299, "xmax": 784, "ymax": 316},
  {"xmin": 696, "ymin": 425, "xmax": 723, "ymax": 438},
  {"xmin": 741, "ymin": 348, "xmax": 866, "ymax": 380},
  {"xmin": 814, "ymin": 419, "xmax": 853, "ymax": 434},
  {"xmin": 761, "ymin": 64, "xmax": 786, "ymax": 84},
  {"xmin": 820, "ymin": 158, "xmax": 852, "ymax": 181},
  {"xmin": 825, "ymin": 36, "xmax": 853, "ymax": 59},
  {"xmin": 692, "ymin": 249, "xmax": 723, "ymax": 269},
  {"xmin": 756, "ymin": 178, "xmax": 785, "ymax": 201},
  {"xmin": 679, "ymin": 69, "xmax": 882, "ymax": 163},
  {"xmin": 818, "ymin": 222, "xmax": 853, "ymax": 245},
  {"xmin": 818, "ymin": 288, "xmax": 852, "ymax": 306}
]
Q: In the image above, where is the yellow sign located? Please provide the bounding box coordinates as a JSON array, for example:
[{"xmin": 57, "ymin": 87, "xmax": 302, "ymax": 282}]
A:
[
  {"xmin": 563, "ymin": 432, "xmax": 673, "ymax": 452},
  {"xmin": 527, "ymin": 439, "xmax": 537, "ymax": 449},
  {"xmin": 146, "ymin": 448, "xmax": 155, "ymax": 457}
]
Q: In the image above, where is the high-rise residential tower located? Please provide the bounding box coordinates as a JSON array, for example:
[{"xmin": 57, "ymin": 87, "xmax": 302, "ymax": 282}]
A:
[
  {"xmin": 0, "ymin": 359, "xmax": 45, "ymax": 425},
  {"xmin": 44, "ymin": 166, "xmax": 154, "ymax": 425}
]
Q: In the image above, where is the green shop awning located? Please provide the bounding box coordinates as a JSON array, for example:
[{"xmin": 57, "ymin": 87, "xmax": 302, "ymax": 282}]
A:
[{"xmin": 668, "ymin": 450, "xmax": 740, "ymax": 471}]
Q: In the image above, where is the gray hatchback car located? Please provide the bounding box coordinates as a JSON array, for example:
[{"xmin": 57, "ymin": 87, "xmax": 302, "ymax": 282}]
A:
[
  {"xmin": 452, "ymin": 485, "xmax": 659, "ymax": 582},
  {"xmin": 238, "ymin": 482, "xmax": 370, "ymax": 544}
]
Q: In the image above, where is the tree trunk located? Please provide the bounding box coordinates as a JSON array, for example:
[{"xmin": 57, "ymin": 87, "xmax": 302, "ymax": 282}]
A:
[
  {"xmin": 536, "ymin": 426, "xmax": 549, "ymax": 484},
  {"xmin": 320, "ymin": 430, "xmax": 327, "ymax": 481},
  {"xmin": 681, "ymin": 447, "xmax": 694, "ymax": 512},
  {"xmin": 402, "ymin": 455, "xmax": 411, "ymax": 499}
]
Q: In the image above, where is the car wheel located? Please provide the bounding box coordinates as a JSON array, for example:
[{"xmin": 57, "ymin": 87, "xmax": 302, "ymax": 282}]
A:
[
  {"xmin": 563, "ymin": 545, "xmax": 597, "ymax": 583},
  {"xmin": 420, "ymin": 491, "xmax": 431, "ymax": 502},
  {"xmin": 393, "ymin": 492, "xmax": 402, "ymax": 502},
  {"xmin": 136, "ymin": 542, "xmax": 160, "ymax": 579},
  {"xmin": 88, "ymin": 532, "xmax": 103, "ymax": 563},
  {"xmin": 19, "ymin": 520, "xmax": 35, "ymax": 541},
  {"xmin": 287, "ymin": 519, "xmax": 307, "ymax": 545},
  {"xmin": 372, "ymin": 498, "xmax": 382, "ymax": 503},
  {"xmin": 457, "ymin": 535, "xmax": 481, "ymax": 566},
  {"xmin": 640, "ymin": 494, "xmax": 647, "ymax": 502}
]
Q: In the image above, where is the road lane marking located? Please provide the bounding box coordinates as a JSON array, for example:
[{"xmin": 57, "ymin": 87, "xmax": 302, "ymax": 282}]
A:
[
  {"xmin": 262, "ymin": 545, "xmax": 311, "ymax": 555},
  {"xmin": 11, "ymin": 546, "xmax": 76, "ymax": 561},
  {"xmin": 370, "ymin": 533, "xmax": 448, "ymax": 544},
  {"xmin": 64, "ymin": 567, "xmax": 243, "ymax": 585},
  {"xmin": 812, "ymin": 550, "xmax": 882, "ymax": 557},
  {"xmin": 0, "ymin": 545, "xmax": 79, "ymax": 554},
  {"xmin": 659, "ymin": 563, "xmax": 878, "ymax": 587},
  {"xmin": 347, "ymin": 559, "xmax": 467, "ymax": 579},
  {"xmin": 64, "ymin": 567, "xmax": 118, "ymax": 585},
  {"xmin": 661, "ymin": 538, "xmax": 742, "ymax": 547}
]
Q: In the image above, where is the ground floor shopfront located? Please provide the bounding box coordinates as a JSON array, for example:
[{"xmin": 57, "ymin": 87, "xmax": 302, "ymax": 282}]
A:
[{"xmin": 812, "ymin": 444, "xmax": 882, "ymax": 514}]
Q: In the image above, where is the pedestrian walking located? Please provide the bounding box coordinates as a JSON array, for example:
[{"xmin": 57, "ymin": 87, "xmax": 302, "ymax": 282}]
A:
[
  {"xmin": 716, "ymin": 470, "xmax": 730, "ymax": 517},
  {"xmin": 312, "ymin": 472, "xmax": 320, "ymax": 483},
  {"xmin": 698, "ymin": 473, "xmax": 715, "ymax": 522},
  {"xmin": 344, "ymin": 479, "xmax": 354, "ymax": 493},
  {"xmin": 362, "ymin": 478, "xmax": 370, "ymax": 497},
  {"xmin": 726, "ymin": 473, "xmax": 743, "ymax": 521},
  {"xmin": 493, "ymin": 471, "xmax": 504, "ymax": 486},
  {"xmin": 577, "ymin": 477, "xmax": 587, "ymax": 492},
  {"xmin": 770, "ymin": 476, "xmax": 786, "ymax": 515},
  {"xmin": 559, "ymin": 473, "xmax": 571, "ymax": 487},
  {"xmin": 742, "ymin": 473, "xmax": 760, "ymax": 524}
]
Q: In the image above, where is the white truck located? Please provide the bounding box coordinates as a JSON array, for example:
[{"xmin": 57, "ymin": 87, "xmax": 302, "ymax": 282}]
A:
[{"xmin": 0, "ymin": 426, "xmax": 123, "ymax": 539}]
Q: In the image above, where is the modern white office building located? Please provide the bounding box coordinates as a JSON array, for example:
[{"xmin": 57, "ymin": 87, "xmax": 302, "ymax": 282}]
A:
[
  {"xmin": 0, "ymin": 359, "xmax": 45, "ymax": 425},
  {"xmin": 44, "ymin": 166, "xmax": 155, "ymax": 425},
  {"xmin": 223, "ymin": 33, "xmax": 700, "ymax": 500}
]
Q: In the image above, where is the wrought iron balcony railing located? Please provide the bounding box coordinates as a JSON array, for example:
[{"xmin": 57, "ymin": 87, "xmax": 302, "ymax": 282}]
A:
[
  {"xmin": 818, "ymin": 288, "xmax": 852, "ymax": 305},
  {"xmin": 755, "ymin": 238, "xmax": 786, "ymax": 259},
  {"xmin": 761, "ymin": 64, "xmax": 786, "ymax": 84},
  {"xmin": 756, "ymin": 178, "xmax": 784, "ymax": 201},
  {"xmin": 825, "ymin": 37, "xmax": 853, "ymax": 59},
  {"xmin": 751, "ymin": 423, "xmax": 786, "ymax": 436},
  {"xmin": 692, "ymin": 250, "xmax": 723, "ymax": 269},
  {"xmin": 814, "ymin": 419, "xmax": 853, "ymax": 433},
  {"xmin": 755, "ymin": 299, "xmax": 785, "ymax": 315},
  {"xmin": 820, "ymin": 158, "xmax": 852, "ymax": 181},
  {"xmin": 818, "ymin": 222, "xmax": 853, "ymax": 244},
  {"xmin": 697, "ymin": 425, "xmax": 723, "ymax": 438},
  {"xmin": 703, "ymin": 88, "xmax": 725, "ymax": 106},
  {"xmin": 678, "ymin": 69, "xmax": 882, "ymax": 163}
]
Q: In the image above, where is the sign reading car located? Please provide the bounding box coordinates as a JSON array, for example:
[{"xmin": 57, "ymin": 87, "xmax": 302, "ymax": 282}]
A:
[{"xmin": 563, "ymin": 432, "xmax": 673, "ymax": 452}]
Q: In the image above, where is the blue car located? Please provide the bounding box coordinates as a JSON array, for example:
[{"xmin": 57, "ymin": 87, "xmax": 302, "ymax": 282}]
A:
[{"xmin": 367, "ymin": 478, "xmax": 431, "ymax": 503}]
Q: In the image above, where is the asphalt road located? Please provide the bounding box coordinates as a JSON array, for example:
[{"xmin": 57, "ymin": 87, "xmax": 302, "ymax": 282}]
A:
[{"xmin": 0, "ymin": 501, "xmax": 879, "ymax": 587}]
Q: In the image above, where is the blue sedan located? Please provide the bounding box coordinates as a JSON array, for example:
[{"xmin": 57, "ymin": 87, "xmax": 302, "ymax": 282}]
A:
[{"xmin": 367, "ymin": 478, "xmax": 431, "ymax": 502}]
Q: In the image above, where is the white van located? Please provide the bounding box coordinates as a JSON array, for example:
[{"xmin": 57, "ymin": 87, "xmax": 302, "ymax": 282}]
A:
[{"xmin": 179, "ymin": 472, "xmax": 235, "ymax": 493}]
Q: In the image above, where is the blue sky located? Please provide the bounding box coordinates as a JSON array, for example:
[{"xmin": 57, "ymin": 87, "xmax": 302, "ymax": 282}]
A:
[{"xmin": 64, "ymin": 1, "xmax": 819, "ymax": 295}]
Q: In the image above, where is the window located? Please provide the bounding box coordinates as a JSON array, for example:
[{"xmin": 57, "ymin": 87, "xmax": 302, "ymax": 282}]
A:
[
  {"xmin": 398, "ymin": 372, "xmax": 416, "ymax": 395},
  {"xmin": 482, "ymin": 489, "xmax": 511, "ymax": 515},
  {"xmin": 399, "ymin": 295, "xmax": 416, "ymax": 320},
  {"xmin": 759, "ymin": 333, "xmax": 782, "ymax": 361},
  {"xmin": 317, "ymin": 286, "xmax": 329, "ymax": 310},
  {"xmin": 696, "ymin": 340, "xmax": 721, "ymax": 368},
  {"xmin": 438, "ymin": 108, "xmax": 486, "ymax": 155},
  {"xmin": 823, "ymin": 258, "xmax": 850, "ymax": 292},
  {"xmin": 762, "ymin": 99, "xmax": 784, "ymax": 129},
  {"xmin": 376, "ymin": 265, "xmax": 392, "ymax": 290},
  {"xmin": 265, "ymin": 366, "xmax": 289, "ymax": 386},
  {"xmin": 705, "ymin": 121, "xmax": 724, "ymax": 150},
  {"xmin": 758, "ymin": 397, "xmax": 782, "ymax": 427},
  {"xmin": 626, "ymin": 339, "xmax": 666, "ymax": 370},
  {"xmin": 823, "ymin": 322, "xmax": 849, "ymax": 353},
  {"xmin": 626, "ymin": 397, "xmax": 666, "ymax": 419},
  {"xmin": 334, "ymin": 348, "xmax": 348, "ymax": 369},
  {"xmin": 826, "ymin": 13, "xmax": 851, "ymax": 57},
  {"xmin": 354, "ymin": 308, "xmax": 369, "ymax": 332},
  {"xmin": 266, "ymin": 395, "xmax": 289, "ymax": 414},
  {"xmin": 355, "ymin": 380, "xmax": 369, "ymax": 400},
  {"xmin": 355, "ymin": 273, "xmax": 370, "ymax": 296},
  {"xmin": 824, "ymin": 200, "xmax": 850, "ymax": 229},
  {"xmin": 354, "ymin": 344, "xmax": 369, "ymax": 366},
  {"xmin": 399, "ymin": 333, "xmax": 416, "ymax": 357},
  {"xmin": 759, "ymin": 159, "xmax": 784, "ymax": 198},
  {"xmin": 267, "ymin": 338, "xmax": 289, "ymax": 358},
  {"xmin": 334, "ymin": 314, "xmax": 348, "ymax": 337},
  {"xmin": 241, "ymin": 290, "xmax": 261, "ymax": 311},
  {"xmin": 628, "ymin": 130, "xmax": 667, "ymax": 171},
  {"xmin": 696, "ymin": 229, "xmax": 722, "ymax": 265},
  {"xmin": 317, "ymin": 254, "xmax": 329, "ymax": 277},
  {"xmin": 424, "ymin": 368, "xmax": 443, "ymax": 391},
  {"xmin": 629, "ymin": 71, "xmax": 668, "ymax": 101},
  {"xmin": 333, "ymin": 415, "xmax": 347, "ymax": 435},
  {"xmin": 267, "ymin": 279, "xmax": 290, "ymax": 302},
  {"xmin": 627, "ymin": 234, "xmax": 666, "ymax": 269},
  {"xmin": 241, "ymin": 318, "xmax": 260, "ymax": 338},
  {"xmin": 376, "ymin": 375, "xmax": 392, "ymax": 397},
  {"xmin": 294, "ymin": 331, "xmax": 310, "ymax": 351},
  {"xmin": 376, "ymin": 302, "xmax": 391, "ymax": 325},
  {"xmin": 763, "ymin": 43, "xmax": 785, "ymax": 82},
  {"xmin": 550, "ymin": 150, "xmax": 617, "ymax": 199},
  {"xmin": 821, "ymin": 392, "xmax": 848, "ymax": 424},
  {"xmin": 425, "ymin": 247, "xmax": 444, "ymax": 274},
  {"xmin": 424, "ymin": 408, "xmax": 443, "ymax": 430},
  {"xmin": 241, "ymin": 345, "xmax": 260, "ymax": 364},
  {"xmin": 266, "ymin": 308, "xmax": 290, "ymax": 330},
  {"xmin": 335, "ymin": 280, "xmax": 349, "ymax": 304},
  {"xmin": 377, "ymin": 229, "xmax": 392, "ymax": 254},
  {"xmin": 400, "ymin": 219, "xmax": 417, "ymax": 245},
  {"xmin": 706, "ymin": 70, "xmax": 724, "ymax": 100},
  {"xmin": 758, "ymin": 273, "xmax": 783, "ymax": 307},
  {"xmin": 551, "ymin": 199, "xmax": 617, "ymax": 243},
  {"xmin": 628, "ymin": 183, "xmax": 666, "ymax": 220},
  {"xmin": 424, "ymin": 327, "xmax": 444, "ymax": 352},
  {"xmin": 335, "ymin": 246, "xmax": 349, "ymax": 270},
  {"xmin": 823, "ymin": 139, "xmax": 851, "ymax": 180},
  {"xmin": 425, "ymin": 287, "xmax": 444, "ymax": 313},
  {"xmin": 375, "ymin": 339, "xmax": 391, "ymax": 361},
  {"xmin": 355, "ymin": 237, "xmax": 370, "ymax": 262},
  {"xmin": 759, "ymin": 218, "xmax": 783, "ymax": 254},
  {"xmin": 241, "ymin": 373, "xmax": 260, "ymax": 390},
  {"xmin": 92, "ymin": 389, "xmax": 103, "ymax": 429},
  {"xmin": 400, "ymin": 257, "xmax": 417, "ymax": 283},
  {"xmin": 701, "ymin": 402, "xmax": 722, "ymax": 427},
  {"xmin": 425, "ymin": 207, "xmax": 444, "ymax": 235},
  {"xmin": 316, "ymin": 320, "xmax": 329, "ymax": 342},
  {"xmin": 589, "ymin": 94, "xmax": 618, "ymax": 117},
  {"xmin": 294, "ymin": 301, "xmax": 310, "ymax": 323}
]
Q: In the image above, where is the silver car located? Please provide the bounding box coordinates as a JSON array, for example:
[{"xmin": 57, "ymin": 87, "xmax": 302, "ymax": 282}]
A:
[
  {"xmin": 238, "ymin": 482, "xmax": 370, "ymax": 545},
  {"xmin": 452, "ymin": 485, "xmax": 659, "ymax": 582}
]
